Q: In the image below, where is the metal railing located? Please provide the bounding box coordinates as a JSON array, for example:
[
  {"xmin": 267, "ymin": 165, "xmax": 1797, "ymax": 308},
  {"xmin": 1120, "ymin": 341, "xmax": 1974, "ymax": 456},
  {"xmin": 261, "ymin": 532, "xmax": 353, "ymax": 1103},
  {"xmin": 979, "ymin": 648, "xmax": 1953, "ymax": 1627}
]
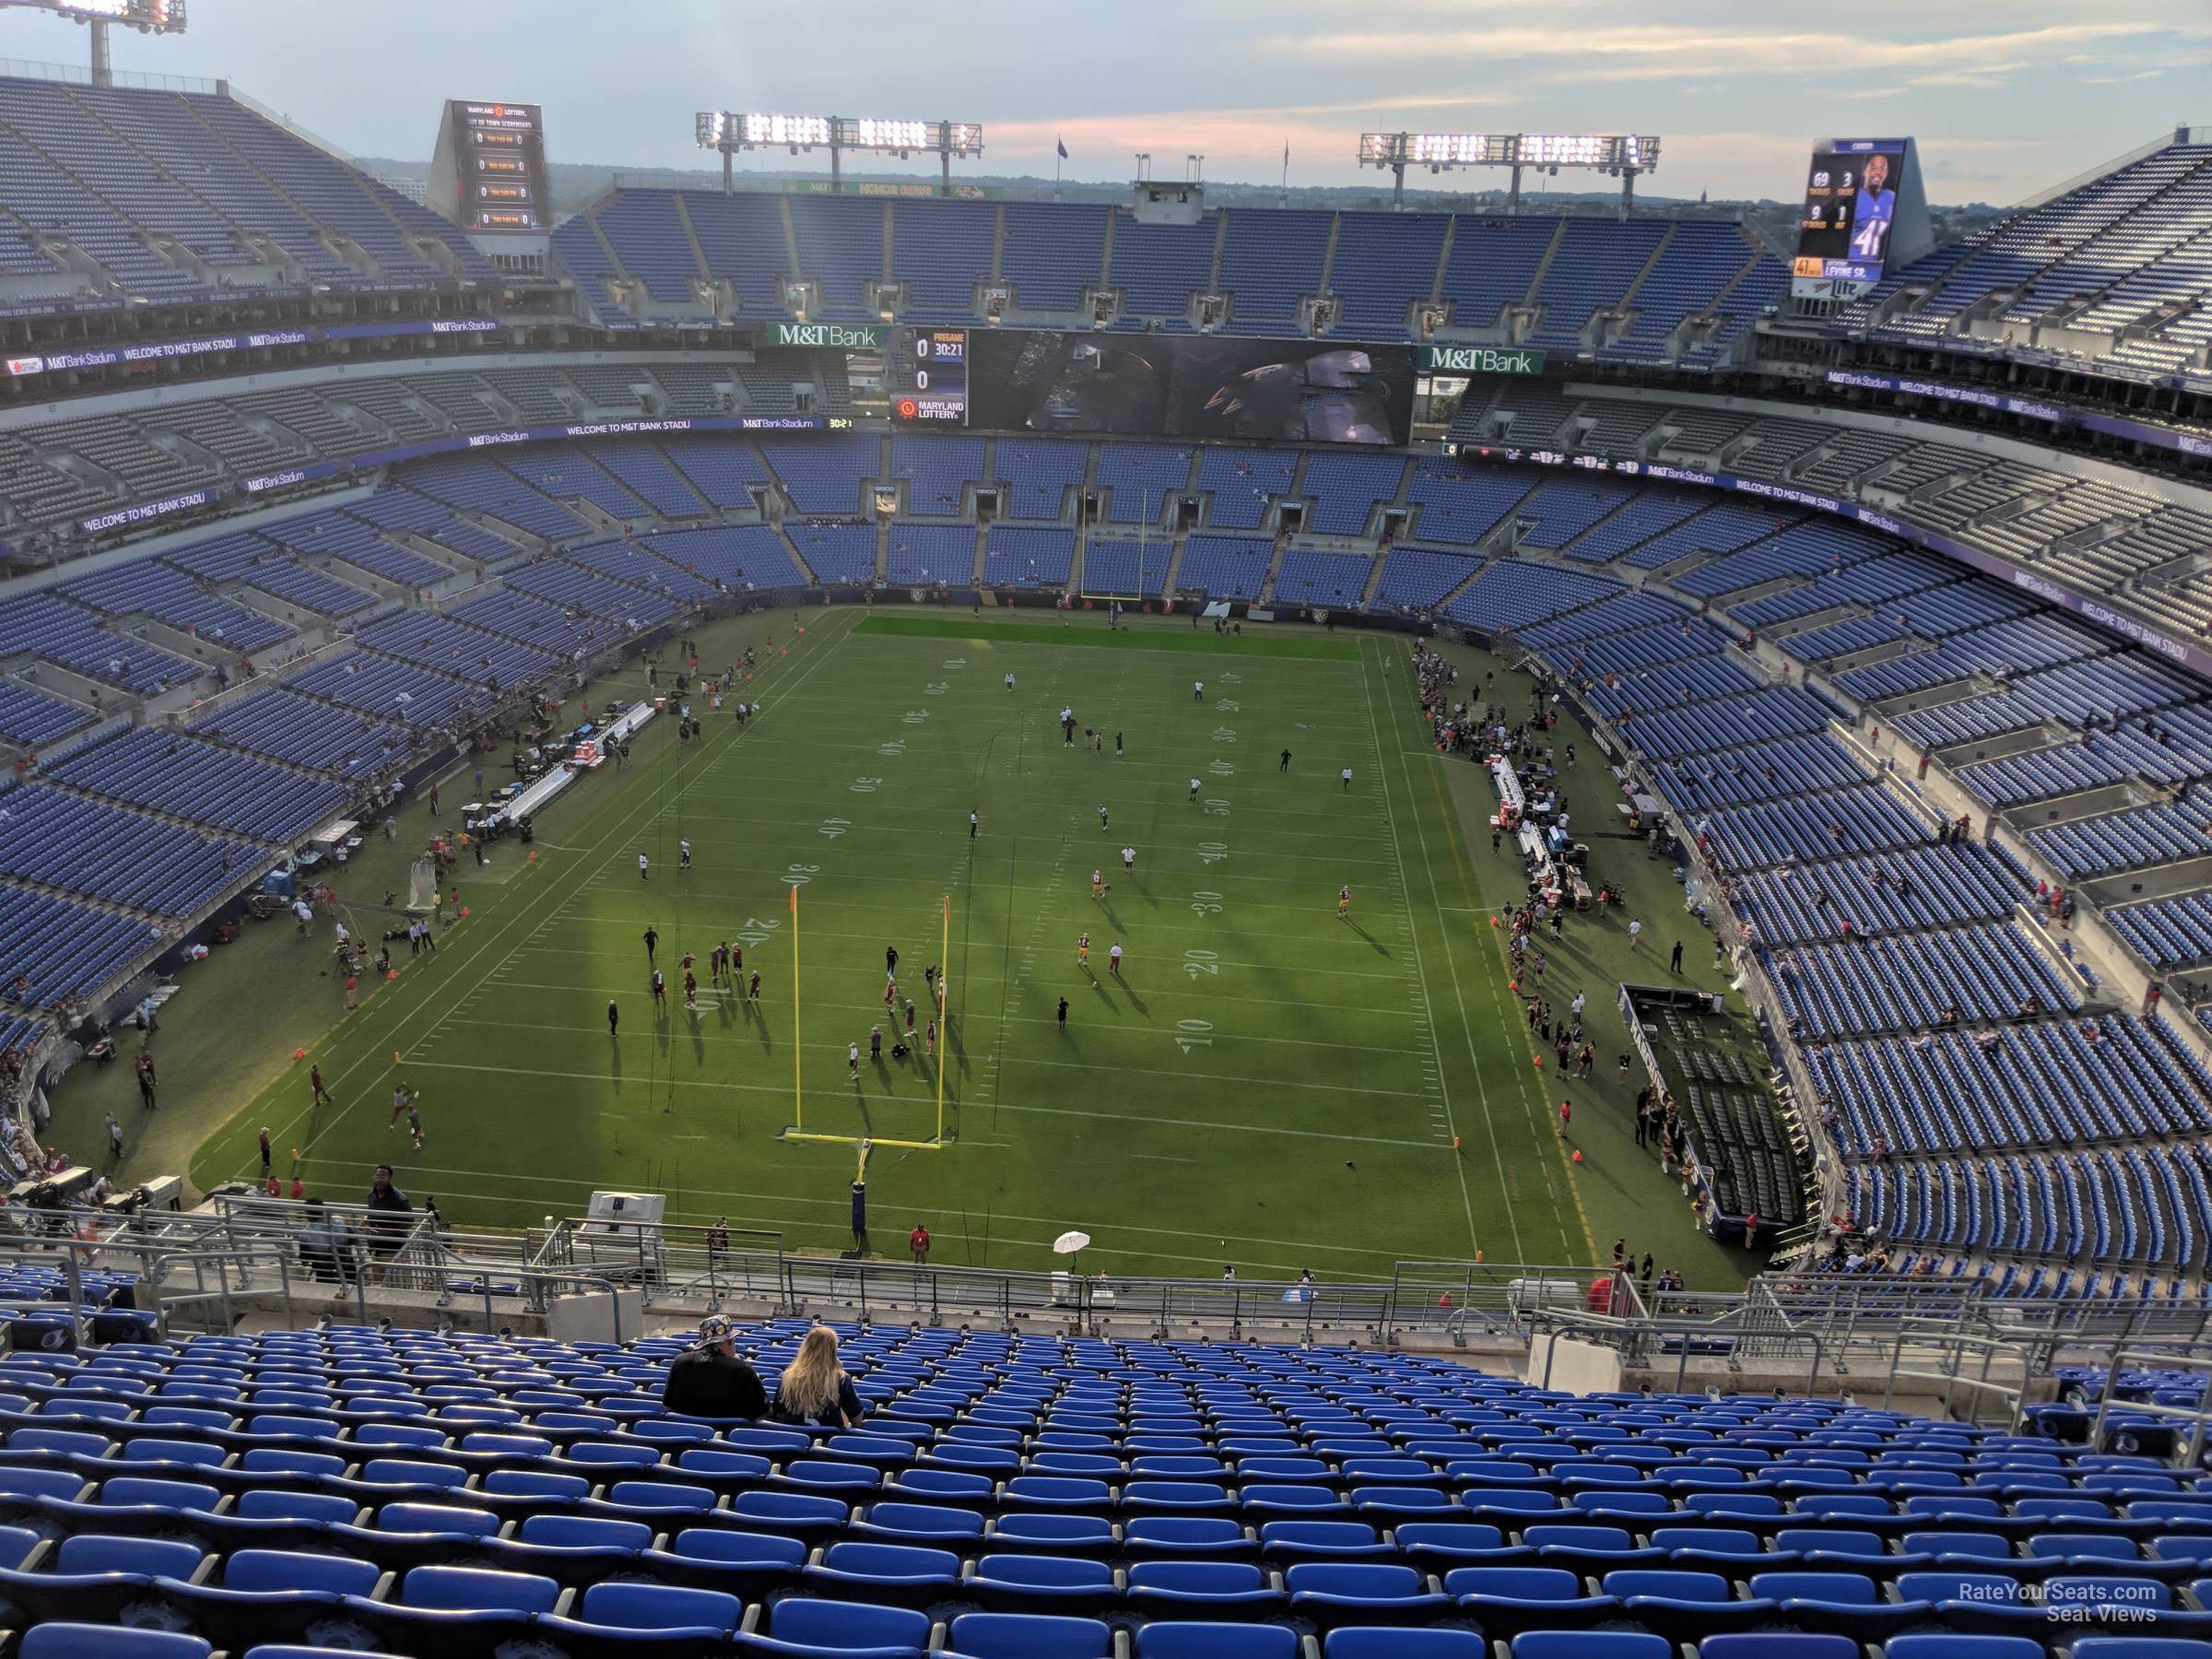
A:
[
  {"xmin": 2086, "ymin": 1340, "xmax": 2212, "ymax": 1466},
  {"xmin": 9, "ymin": 1203, "xmax": 2204, "ymax": 1379},
  {"xmin": 0, "ymin": 57, "xmax": 221, "ymax": 94}
]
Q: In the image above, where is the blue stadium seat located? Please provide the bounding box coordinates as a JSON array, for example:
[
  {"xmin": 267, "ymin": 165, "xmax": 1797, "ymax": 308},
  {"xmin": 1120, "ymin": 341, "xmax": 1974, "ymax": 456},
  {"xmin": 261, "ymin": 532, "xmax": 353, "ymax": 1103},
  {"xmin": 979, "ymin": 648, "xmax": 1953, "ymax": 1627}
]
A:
[
  {"xmin": 1450, "ymin": 1565, "xmax": 1619, "ymax": 1634},
  {"xmin": 967, "ymin": 1551, "xmax": 1120, "ymax": 1614},
  {"xmin": 20, "ymin": 1630, "xmax": 212, "ymax": 1659},
  {"xmin": 1285, "ymin": 1561, "xmax": 1451, "ymax": 1628},
  {"xmin": 1125, "ymin": 1517, "xmax": 1255, "ymax": 1559},
  {"xmin": 947, "ymin": 1612, "xmax": 1116, "ymax": 1659},
  {"xmin": 757, "ymin": 1595, "xmax": 929, "ymax": 1653},
  {"xmin": 1136, "ymin": 1624, "xmax": 1301, "ymax": 1659},
  {"xmin": 1883, "ymin": 1638, "xmax": 2048, "ymax": 1659},
  {"xmin": 1512, "ymin": 1633, "xmax": 1672, "ymax": 1659},
  {"xmin": 1327, "ymin": 1632, "xmax": 1488, "ymax": 1659},
  {"xmin": 803, "ymin": 1540, "xmax": 961, "ymax": 1606},
  {"xmin": 1126, "ymin": 1559, "xmax": 1286, "ymax": 1618}
]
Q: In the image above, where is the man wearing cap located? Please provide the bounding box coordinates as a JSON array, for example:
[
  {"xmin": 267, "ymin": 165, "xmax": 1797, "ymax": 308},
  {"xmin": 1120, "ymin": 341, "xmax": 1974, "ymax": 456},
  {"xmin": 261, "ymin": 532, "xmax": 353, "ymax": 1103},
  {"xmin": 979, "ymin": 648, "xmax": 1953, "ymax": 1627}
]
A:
[{"xmin": 661, "ymin": 1314, "xmax": 767, "ymax": 1419}]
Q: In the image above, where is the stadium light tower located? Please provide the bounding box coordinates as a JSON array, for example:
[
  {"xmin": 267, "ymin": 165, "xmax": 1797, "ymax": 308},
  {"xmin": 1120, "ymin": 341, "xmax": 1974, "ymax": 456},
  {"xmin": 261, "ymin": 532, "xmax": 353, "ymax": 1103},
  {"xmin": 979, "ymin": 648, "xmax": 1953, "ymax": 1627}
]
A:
[
  {"xmin": 696, "ymin": 112, "xmax": 983, "ymax": 197},
  {"xmin": 1357, "ymin": 132, "xmax": 1660, "ymax": 217},
  {"xmin": 4, "ymin": 0, "xmax": 185, "ymax": 86}
]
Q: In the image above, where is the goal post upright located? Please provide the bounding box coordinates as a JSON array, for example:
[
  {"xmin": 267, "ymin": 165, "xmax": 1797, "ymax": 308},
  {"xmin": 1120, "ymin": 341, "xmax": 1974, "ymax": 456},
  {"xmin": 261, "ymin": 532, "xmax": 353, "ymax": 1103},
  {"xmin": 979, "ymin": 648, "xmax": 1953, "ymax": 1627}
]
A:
[
  {"xmin": 935, "ymin": 891, "xmax": 950, "ymax": 1145},
  {"xmin": 780, "ymin": 881, "xmax": 806, "ymax": 1141}
]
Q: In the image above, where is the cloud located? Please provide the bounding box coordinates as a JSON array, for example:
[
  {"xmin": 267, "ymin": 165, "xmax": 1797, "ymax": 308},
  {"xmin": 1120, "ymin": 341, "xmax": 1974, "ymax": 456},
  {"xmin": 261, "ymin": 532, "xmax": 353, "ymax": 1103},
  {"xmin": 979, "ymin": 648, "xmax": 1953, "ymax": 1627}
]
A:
[
  {"xmin": 1261, "ymin": 18, "xmax": 2194, "ymax": 84},
  {"xmin": 2080, "ymin": 68, "xmax": 2169, "ymax": 83}
]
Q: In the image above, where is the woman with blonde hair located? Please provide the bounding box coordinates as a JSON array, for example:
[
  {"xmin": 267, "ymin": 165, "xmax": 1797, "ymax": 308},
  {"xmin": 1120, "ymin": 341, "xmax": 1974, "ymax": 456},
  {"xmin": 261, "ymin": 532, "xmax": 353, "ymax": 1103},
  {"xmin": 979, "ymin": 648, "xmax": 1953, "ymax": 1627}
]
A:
[{"xmin": 770, "ymin": 1324, "xmax": 866, "ymax": 1428}]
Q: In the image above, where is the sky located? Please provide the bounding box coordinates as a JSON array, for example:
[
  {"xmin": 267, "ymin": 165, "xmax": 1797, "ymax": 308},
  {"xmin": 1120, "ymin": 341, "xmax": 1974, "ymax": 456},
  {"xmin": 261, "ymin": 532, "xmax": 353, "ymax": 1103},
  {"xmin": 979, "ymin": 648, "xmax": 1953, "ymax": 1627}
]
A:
[{"xmin": 10, "ymin": 0, "xmax": 2210, "ymax": 203}]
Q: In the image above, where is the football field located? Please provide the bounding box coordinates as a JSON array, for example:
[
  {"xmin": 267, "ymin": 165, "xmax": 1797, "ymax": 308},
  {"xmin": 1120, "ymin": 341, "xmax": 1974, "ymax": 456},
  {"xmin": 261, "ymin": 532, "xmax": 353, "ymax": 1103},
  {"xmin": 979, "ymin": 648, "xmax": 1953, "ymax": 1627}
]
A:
[{"xmin": 188, "ymin": 606, "xmax": 1621, "ymax": 1280}]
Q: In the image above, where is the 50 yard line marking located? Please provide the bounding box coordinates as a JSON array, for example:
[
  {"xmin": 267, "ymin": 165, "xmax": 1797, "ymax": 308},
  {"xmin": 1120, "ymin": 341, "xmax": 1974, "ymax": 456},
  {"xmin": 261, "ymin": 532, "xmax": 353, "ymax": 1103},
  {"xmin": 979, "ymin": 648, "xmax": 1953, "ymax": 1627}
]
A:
[{"xmin": 1355, "ymin": 635, "xmax": 1499, "ymax": 1262}]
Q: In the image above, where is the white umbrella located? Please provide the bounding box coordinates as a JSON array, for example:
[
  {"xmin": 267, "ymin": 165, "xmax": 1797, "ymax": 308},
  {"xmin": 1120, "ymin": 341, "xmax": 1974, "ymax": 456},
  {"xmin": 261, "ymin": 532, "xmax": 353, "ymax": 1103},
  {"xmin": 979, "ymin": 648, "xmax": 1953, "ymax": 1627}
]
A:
[{"xmin": 1053, "ymin": 1230, "xmax": 1092, "ymax": 1272}]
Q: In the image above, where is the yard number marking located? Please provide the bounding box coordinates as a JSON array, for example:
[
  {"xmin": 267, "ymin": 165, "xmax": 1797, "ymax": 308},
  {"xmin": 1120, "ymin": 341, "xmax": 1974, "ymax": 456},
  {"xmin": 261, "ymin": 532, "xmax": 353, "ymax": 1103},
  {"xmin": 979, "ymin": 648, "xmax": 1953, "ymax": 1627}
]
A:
[{"xmin": 1173, "ymin": 1018, "xmax": 1215, "ymax": 1053}]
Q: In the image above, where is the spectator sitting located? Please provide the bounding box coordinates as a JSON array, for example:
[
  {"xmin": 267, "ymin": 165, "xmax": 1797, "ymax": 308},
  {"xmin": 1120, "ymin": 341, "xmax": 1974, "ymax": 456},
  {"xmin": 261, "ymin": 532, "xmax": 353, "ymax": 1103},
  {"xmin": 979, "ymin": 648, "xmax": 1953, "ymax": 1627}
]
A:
[
  {"xmin": 769, "ymin": 1324, "xmax": 868, "ymax": 1429},
  {"xmin": 660, "ymin": 1314, "xmax": 767, "ymax": 1419}
]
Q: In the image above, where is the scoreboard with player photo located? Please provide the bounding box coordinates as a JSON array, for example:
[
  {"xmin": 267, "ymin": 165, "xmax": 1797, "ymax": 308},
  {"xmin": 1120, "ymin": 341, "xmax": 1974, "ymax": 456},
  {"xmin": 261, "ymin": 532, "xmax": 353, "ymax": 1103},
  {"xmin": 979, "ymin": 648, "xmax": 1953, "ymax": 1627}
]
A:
[{"xmin": 1794, "ymin": 138, "xmax": 1907, "ymax": 284}]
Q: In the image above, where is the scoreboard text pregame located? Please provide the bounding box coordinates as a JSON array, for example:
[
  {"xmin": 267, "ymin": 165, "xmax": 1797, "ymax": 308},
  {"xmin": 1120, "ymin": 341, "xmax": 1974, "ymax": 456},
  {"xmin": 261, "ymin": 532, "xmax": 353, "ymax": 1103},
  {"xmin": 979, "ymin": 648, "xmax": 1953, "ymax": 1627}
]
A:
[
  {"xmin": 895, "ymin": 329, "xmax": 969, "ymax": 424},
  {"xmin": 431, "ymin": 100, "xmax": 550, "ymax": 234}
]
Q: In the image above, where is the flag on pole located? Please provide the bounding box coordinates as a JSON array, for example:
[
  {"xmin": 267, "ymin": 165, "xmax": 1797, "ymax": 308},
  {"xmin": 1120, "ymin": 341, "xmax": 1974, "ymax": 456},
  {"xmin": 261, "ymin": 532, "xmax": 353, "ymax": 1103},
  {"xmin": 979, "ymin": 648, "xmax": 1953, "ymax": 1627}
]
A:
[
  {"xmin": 1056, "ymin": 137, "xmax": 1069, "ymax": 160},
  {"xmin": 789, "ymin": 883, "xmax": 797, "ymax": 916},
  {"xmin": 1284, "ymin": 140, "xmax": 1290, "ymax": 168}
]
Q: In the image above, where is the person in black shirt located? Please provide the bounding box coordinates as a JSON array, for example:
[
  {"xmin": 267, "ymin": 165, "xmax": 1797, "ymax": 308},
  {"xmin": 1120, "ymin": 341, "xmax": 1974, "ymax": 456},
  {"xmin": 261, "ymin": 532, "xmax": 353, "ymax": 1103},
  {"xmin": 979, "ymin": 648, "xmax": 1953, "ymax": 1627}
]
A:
[
  {"xmin": 363, "ymin": 1164, "xmax": 412, "ymax": 1267},
  {"xmin": 661, "ymin": 1314, "xmax": 768, "ymax": 1419}
]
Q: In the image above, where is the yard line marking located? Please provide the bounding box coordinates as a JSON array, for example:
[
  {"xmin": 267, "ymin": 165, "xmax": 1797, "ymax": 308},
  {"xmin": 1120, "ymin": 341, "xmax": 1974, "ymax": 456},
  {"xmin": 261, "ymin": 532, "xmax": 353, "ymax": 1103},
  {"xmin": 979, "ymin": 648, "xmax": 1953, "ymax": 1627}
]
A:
[
  {"xmin": 250, "ymin": 614, "xmax": 864, "ymax": 1178},
  {"xmin": 994, "ymin": 1053, "xmax": 1430, "ymax": 1100},
  {"xmin": 442, "ymin": 1013, "xmax": 1424, "ymax": 1065},
  {"xmin": 1357, "ymin": 635, "xmax": 1498, "ymax": 1262},
  {"xmin": 398, "ymin": 1060, "xmax": 1439, "ymax": 1147},
  {"xmin": 477, "ymin": 977, "xmax": 1423, "ymax": 1023},
  {"xmin": 524, "ymin": 924, "xmax": 1411, "ymax": 981}
]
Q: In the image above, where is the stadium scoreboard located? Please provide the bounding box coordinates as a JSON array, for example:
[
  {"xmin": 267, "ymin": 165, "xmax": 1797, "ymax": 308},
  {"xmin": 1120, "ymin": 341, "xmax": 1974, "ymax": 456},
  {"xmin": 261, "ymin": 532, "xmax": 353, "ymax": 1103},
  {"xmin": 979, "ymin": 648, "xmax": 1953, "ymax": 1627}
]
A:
[
  {"xmin": 428, "ymin": 100, "xmax": 550, "ymax": 235},
  {"xmin": 894, "ymin": 329, "xmax": 969, "ymax": 425},
  {"xmin": 1791, "ymin": 136, "xmax": 1929, "ymax": 300}
]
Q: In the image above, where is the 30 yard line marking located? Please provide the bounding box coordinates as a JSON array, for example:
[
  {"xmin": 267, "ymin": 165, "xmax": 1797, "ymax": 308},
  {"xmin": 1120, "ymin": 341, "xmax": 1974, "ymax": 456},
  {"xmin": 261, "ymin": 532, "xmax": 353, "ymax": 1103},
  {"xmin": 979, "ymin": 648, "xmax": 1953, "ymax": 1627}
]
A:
[{"xmin": 1357, "ymin": 634, "xmax": 1500, "ymax": 1262}]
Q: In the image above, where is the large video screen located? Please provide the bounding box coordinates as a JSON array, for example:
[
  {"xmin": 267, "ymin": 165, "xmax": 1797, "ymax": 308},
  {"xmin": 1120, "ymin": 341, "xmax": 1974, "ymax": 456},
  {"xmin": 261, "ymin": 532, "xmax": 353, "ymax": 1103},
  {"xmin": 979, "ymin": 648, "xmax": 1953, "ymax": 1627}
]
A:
[
  {"xmin": 446, "ymin": 100, "xmax": 549, "ymax": 233},
  {"xmin": 1793, "ymin": 139, "xmax": 1906, "ymax": 284},
  {"xmin": 967, "ymin": 332, "xmax": 1413, "ymax": 447}
]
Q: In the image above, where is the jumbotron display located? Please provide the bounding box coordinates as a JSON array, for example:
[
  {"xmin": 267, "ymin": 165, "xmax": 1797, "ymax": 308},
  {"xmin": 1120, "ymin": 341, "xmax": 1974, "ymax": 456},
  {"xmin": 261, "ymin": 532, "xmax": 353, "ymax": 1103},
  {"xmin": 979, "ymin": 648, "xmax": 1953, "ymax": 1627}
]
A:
[
  {"xmin": 893, "ymin": 329, "xmax": 970, "ymax": 425},
  {"xmin": 1794, "ymin": 138, "xmax": 1907, "ymax": 284},
  {"xmin": 427, "ymin": 100, "xmax": 550, "ymax": 234},
  {"xmin": 969, "ymin": 331, "xmax": 1412, "ymax": 446}
]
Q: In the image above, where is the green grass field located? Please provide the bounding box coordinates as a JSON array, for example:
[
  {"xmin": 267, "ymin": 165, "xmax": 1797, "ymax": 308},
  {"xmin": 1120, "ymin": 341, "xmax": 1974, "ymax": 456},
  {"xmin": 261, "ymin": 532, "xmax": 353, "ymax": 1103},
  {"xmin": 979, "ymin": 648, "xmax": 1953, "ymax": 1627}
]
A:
[{"xmin": 63, "ymin": 605, "xmax": 1756, "ymax": 1286}]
